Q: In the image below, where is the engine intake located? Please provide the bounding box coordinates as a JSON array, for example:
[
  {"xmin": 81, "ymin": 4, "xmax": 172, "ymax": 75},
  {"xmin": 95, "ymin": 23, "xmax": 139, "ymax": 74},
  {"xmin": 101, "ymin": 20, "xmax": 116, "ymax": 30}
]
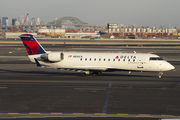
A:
[{"xmin": 41, "ymin": 52, "xmax": 64, "ymax": 62}]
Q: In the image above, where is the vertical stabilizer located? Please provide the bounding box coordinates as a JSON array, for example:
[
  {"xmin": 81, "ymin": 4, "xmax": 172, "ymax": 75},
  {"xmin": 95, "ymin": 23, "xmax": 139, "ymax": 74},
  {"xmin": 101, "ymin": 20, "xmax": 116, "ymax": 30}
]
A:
[{"xmin": 19, "ymin": 34, "xmax": 46, "ymax": 55}]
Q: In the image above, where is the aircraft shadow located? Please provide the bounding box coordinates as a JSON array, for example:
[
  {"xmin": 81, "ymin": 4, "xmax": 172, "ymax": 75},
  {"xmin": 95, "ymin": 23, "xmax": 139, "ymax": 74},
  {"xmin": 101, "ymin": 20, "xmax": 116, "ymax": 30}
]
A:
[
  {"xmin": 0, "ymin": 69, "xmax": 82, "ymax": 76},
  {"xmin": 0, "ymin": 68, "xmax": 176, "ymax": 79}
]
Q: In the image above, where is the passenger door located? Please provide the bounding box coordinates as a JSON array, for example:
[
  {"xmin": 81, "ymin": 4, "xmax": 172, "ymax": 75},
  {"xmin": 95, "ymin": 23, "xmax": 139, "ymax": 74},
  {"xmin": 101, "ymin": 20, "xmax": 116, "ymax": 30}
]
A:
[{"xmin": 137, "ymin": 57, "xmax": 144, "ymax": 68}]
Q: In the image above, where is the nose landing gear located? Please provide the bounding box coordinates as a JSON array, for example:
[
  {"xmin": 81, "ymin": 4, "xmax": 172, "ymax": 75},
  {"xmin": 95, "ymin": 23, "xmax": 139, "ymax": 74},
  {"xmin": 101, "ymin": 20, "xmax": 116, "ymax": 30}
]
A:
[{"xmin": 158, "ymin": 71, "xmax": 163, "ymax": 78}]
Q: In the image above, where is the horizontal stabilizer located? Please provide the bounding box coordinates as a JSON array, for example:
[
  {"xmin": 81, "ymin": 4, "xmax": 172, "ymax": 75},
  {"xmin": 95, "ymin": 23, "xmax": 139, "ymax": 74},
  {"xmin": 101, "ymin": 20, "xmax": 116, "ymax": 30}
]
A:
[{"xmin": 34, "ymin": 58, "xmax": 41, "ymax": 67}]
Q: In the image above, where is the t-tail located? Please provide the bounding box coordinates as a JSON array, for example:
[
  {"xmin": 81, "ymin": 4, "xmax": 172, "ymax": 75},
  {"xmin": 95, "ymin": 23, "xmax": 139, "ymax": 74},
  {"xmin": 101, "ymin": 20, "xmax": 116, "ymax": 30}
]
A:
[{"xmin": 19, "ymin": 34, "xmax": 46, "ymax": 55}]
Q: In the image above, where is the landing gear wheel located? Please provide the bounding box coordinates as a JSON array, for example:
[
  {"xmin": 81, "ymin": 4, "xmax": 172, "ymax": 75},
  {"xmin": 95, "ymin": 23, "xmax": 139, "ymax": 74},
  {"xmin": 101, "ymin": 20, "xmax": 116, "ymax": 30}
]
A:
[
  {"xmin": 158, "ymin": 72, "xmax": 163, "ymax": 79},
  {"xmin": 92, "ymin": 71, "xmax": 99, "ymax": 76},
  {"xmin": 82, "ymin": 73, "xmax": 88, "ymax": 76},
  {"xmin": 82, "ymin": 71, "xmax": 90, "ymax": 76}
]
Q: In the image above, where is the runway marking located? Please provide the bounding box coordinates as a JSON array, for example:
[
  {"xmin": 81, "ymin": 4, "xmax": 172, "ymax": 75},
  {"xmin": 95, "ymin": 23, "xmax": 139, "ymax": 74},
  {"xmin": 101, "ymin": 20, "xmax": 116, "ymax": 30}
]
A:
[
  {"xmin": 139, "ymin": 114, "xmax": 151, "ymax": 116},
  {"xmin": 29, "ymin": 113, "xmax": 41, "ymax": 114},
  {"xmin": 95, "ymin": 113, "xmax": 106, "ymax": 115},
  {"xmin": 7, "ymin": 113, "xmax": 19, "ymax": 114},
  {"xmin": 1, "ymin": 113, "xmax": 180, "ymax": 118},
  {"xmin": 74, "ymin": 88, "xmax": 106, "ymax": 90},
  {"xmin": 117, "ymin": 114, "xmax": 129, "ymax": 115},
  {"xmin": 161, "ymin": 115, "xmax": 174, "ymax": 117},
  {"xmin": 51, "ymin": 113, "xmax": 62, "ymax": 114},
  {"xmin": 18, "ymin": 59, "xmax": 29, "ymax": 60},
  {"xmin": 102, "ymin": 82, "xmax": 112, "ymax": 113},
  {"xmin": 73, "ymin": 113, "xmax": 84, "ymax": 115},
  {"xmin": 0, "ymin": 87, "xmax": 7, "ymax": 89}
]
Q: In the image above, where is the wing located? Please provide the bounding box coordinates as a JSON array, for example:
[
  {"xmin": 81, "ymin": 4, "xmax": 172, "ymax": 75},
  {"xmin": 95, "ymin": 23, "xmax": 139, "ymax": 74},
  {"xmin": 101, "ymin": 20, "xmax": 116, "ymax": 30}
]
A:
[
  {"xmin": 52, "ymin": 66, "xmax": 107, "ymax": 71},
  {"xmin": 34, "ymin": 60, "xmax": 109, "ymax": 71}
]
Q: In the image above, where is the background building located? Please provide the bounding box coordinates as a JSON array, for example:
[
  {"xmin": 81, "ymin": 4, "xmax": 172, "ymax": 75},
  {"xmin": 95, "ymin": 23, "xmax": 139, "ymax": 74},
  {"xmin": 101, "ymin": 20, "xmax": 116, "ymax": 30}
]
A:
[
  {"xmin": 18, "ymin": 15, "xmax": 24, "ymax": 25},
  {"xmin": 12, "ymin": 18, "xmax": 17, "ymax": 26},
  {"xmin": 0, "ymin": 16, "xmax": 1, "ymax": 26},
  {"xmin": 15, "ymin": 21, "xmax": 20, "ymax": 26},
  {"xmin": 40, "ymin": 21, "xmax": 44, "ymax": 25},
  {"xmin": 2, "ymin": 17, "xmax": 8, "ymax": 26},
  {"xmin": 36, "ymin": 17, "xmax": 40, "ymax": 25},
  {"xmin": 31, "ymin": 16, "xmax": 36, "ymax": 25},
  {"xmin": 25, "ymin": 16, "xmax": 29, "ymax": 25}
]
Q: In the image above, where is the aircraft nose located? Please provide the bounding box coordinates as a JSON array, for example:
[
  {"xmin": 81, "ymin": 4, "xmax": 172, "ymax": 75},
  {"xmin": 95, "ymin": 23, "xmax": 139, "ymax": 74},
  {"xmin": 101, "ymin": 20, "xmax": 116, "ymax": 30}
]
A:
[
  {"xmin": 169, "ymin": 64, "xmax": 175, "ymax": 70},
  {"xmin": 163, "ymin": 62, "xmax": 175, "ymax": 71}
]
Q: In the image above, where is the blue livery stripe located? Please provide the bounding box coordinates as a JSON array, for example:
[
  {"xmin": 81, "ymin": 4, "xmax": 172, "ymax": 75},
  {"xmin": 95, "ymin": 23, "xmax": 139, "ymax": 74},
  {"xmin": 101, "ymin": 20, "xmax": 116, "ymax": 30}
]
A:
[
  {"xmin": 37, "ymin": 46, "xmax": 46, "ymax": 54},
  {"xmin": 23, "ymin": 43, "xmax": 32, "ymax": 55}
]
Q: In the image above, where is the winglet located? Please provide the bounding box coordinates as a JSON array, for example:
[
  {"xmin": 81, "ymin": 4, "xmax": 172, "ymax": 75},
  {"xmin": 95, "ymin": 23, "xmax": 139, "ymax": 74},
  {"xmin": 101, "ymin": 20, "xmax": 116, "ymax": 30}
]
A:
[{"xmin": 34, "ymin": 58, "xmax": 41, "ymax": 67}]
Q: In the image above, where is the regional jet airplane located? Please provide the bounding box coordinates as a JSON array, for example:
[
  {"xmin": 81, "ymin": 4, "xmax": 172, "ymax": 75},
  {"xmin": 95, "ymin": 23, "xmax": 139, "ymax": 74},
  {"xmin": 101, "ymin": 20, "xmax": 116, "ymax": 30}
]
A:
[{"xmin": 19, "ymin": 34, "xmax": 175, "ymax": 78}]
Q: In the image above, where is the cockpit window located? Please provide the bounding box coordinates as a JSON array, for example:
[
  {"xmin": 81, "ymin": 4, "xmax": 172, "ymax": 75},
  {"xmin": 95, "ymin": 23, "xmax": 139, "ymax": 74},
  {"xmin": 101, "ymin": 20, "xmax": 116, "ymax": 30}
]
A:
[{"xmin": 149, "ymin": 57, "xmax": 163, "ymax": 60}]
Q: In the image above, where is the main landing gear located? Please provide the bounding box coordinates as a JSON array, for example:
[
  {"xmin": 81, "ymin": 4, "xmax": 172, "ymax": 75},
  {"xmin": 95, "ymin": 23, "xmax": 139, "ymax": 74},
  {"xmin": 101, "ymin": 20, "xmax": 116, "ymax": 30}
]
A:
[
  {"xmin": 158, "ymin": 71, "xmax": 163, "ymax": 78},
  {"xmin": 82, "ymin": 71, "xmax": 100, "ymax": 76},
  {"xmin": 82, "ymin": 71, "xmax": 90, "ymax": 76},
  {"xmin": 92, "ymin": 71, "xmax": 101, "ymax": 76}
]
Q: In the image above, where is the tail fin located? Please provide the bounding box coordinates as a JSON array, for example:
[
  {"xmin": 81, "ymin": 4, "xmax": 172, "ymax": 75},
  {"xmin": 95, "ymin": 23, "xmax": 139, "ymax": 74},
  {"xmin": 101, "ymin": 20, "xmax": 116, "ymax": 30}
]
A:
[{"xmin": 19, "ymin": 34, "xmax": 46, "ymax": 55}]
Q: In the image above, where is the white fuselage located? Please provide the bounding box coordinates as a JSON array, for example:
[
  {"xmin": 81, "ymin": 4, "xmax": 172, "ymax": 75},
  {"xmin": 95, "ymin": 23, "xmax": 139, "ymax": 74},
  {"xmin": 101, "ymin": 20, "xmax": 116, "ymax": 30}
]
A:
[{"xmin": 29, "ymin": 52, "xmax": 175, "ymax": 72}]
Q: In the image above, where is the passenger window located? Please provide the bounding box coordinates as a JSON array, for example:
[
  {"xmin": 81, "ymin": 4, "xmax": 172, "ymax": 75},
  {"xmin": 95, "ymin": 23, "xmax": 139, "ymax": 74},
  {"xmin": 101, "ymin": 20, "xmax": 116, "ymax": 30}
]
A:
[
  {"xmin": 94, "ymin": 58, "xmax": 96, "ymax": 61},
  {"xmin": 99, "ymin": 58, "xmax": 101, "ymax": 61},
  {"xmin": 90, "ymin": 58, "xmax": 91, "ymax": 61},
  {"xmin": 108, "ymin": 59, "xmax": 110, "ymax": 61},
  {"xmin": 104, "ymin": 59, "xmax": 106, "ymax": 61},
  {"xmin": 123, "ymin": 59, "xmax": 125, "ymax": 62},
  {"xmin": 128, "ymin": 59, "xmax": 130, "ymax": 61},
  {"xmin": 85, "ymin": 58, "xmax": 87, "ymax": 61},
  {"xmin": 80, "ymin": 58, "xmax": 82, "ymax": 61},
  {"xmin": 149, "ymin": 57, "xmax": 163, "ymax": 60},
  {"xmin": 133, "ymin": 59, "xmax": 135, "ymax": 62},
  {"xmin": 113, "ymin": 59, "xmax": 115, "ymax": 61},
  {"xmin": 118, "ymin": 59, "xmax": 120, "ymax": 61}
]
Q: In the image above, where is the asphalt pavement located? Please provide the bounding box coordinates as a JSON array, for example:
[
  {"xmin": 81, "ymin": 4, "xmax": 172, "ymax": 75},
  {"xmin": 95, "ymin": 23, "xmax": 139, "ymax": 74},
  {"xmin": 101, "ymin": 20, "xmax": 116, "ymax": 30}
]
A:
[{"xmin": 0, "ymin": 40, "xmax": 180, "ymax": 119}]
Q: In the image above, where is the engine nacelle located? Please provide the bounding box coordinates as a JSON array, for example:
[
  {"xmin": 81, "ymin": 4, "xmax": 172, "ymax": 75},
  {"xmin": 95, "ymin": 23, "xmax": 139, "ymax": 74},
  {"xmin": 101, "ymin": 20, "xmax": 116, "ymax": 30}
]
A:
[{"xmin": 41, "ymin": 52, "xmax": 64, "ymax": 62}]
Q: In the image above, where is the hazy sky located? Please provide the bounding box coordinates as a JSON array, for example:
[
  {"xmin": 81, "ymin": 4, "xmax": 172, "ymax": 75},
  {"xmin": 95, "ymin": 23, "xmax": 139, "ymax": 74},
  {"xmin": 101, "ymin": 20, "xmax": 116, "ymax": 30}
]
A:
[{"xmin": 0, "ymin": 0, "xmax": 180, "ymax": 27}]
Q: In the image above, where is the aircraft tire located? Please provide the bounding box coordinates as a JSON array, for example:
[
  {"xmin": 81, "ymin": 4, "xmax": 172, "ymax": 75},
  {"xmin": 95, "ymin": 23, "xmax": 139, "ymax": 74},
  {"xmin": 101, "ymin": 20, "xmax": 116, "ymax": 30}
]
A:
[
  {"xmin": 92, "ymin": 71, "xmax": 99, "ymax": 76},
  {"xmin": 82, "ymin": 73, "xmax": 88, "ymax": 77}
]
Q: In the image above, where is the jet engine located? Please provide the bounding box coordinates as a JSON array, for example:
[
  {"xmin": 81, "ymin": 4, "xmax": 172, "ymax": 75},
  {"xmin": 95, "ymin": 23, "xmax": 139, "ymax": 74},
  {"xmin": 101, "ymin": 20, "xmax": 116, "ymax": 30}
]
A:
[{"xmin": 40, "ymin": 52, "xmax": 64, "ymax": 62}]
